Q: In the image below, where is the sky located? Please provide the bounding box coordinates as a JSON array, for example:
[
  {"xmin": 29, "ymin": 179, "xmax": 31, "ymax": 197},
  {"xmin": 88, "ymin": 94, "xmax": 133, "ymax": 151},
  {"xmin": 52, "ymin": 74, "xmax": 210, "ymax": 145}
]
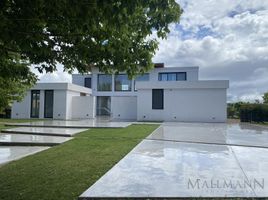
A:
[{"xmin": 38, "ymin": 0, "xmax": 268, "ymax": 102}]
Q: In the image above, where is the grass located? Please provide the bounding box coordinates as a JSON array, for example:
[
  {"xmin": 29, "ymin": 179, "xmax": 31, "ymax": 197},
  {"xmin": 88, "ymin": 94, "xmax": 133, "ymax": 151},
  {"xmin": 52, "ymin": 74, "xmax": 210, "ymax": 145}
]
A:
[
  {"xmin": 0, "ymin": 124, "xmax": 159, "ymax": 200},
  {"xmin": 252, "ymin": 122, "xmax": 268, "ymax": 126},
  {"xmin": 0, "ymin": 118, "xmax": 43, "ymax": 123}
]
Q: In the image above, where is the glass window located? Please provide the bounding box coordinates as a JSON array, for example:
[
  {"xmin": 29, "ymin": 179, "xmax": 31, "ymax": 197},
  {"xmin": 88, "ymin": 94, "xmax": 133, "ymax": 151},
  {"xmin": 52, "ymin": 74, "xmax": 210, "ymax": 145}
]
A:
[
  {"xmin": 134, "ymin": 73, "xmax": 149, "ymax": 91},
  {"xmin": 152, "ymin": 89, "xmax": 164, "ymax": 109},
  {"xmin": 168, "ymin": 73, "xmax": 177, "ymax": 81},
  {"xmin": 97, "ymin": 74, "xmax": 112, "ymax": 91},
  {"xmin": 159, "ymin": 73, "xmax": 168, "ymax": 81},
  {"xmin": 177, "ymin": 72, "xmax": 187, "ymax": 80},
  {"xmin": 44, "ymin": 90, "xmax": 54, "ymax": 118},
  {"xmin": 84, "ymin": 77, "xmax": 91, "ymax": 88},
  {"xmin": 158, "ymin": 72, "xmax": 187, "ymax": 81},
  {"xmin": 114, "ymin": 74, "xmax": 132, "ymax": 91},
  {"xmin": 31, "ymin": 90, "xmax": 40, "ymax": 118}
]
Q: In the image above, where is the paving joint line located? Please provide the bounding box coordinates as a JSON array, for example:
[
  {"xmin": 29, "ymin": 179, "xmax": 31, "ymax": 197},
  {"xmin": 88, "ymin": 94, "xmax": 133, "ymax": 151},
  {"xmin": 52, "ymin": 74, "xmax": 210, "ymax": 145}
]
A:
[
  {"xmin": 230, "ymin": 146, "xmax": 257, "ymax": 197},
  {"xmin": 145, "ymin": 138, "xmax": 268, "ymax": 149}
]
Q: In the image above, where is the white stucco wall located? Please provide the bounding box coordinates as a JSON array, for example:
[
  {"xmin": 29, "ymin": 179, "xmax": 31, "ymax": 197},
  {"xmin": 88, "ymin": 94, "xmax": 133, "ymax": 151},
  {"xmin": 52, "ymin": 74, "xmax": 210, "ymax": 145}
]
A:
[
  {"xmin": 11, "ymin": 91, "xmax": 31, "ymax": 119},
  {"xmin": 53, "ymin": 90, "xmax": 67, "ymax": 119},
  {"xmin": 72, "ymin": 96, "xmax": 95, "ymax": 119},
  {"xmin": 11, "ymin": 83, "xmax": 91, "ymax": 120},
  {"xmin": 137, "ymin": 88, "xmax": 227, "ymax": 122},
  {"xmin": 111, "ymin": 96, "xmax": 137, "ymax": 120}
]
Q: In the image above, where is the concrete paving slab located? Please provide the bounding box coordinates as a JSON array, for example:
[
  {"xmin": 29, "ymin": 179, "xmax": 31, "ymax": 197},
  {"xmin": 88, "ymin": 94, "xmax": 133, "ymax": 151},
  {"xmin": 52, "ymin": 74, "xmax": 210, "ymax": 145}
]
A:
[
  {"xmin": 1, "ymin": 127, "xmax": 87, "ymax": 137},
  {"xmin": 231, "ymin": 146, "xmax": 268, "ymax": 197},
  {"xmin": 80, "ymin": 140, "xmax": 256, "ymax": 199},
  {"xmin": 147, "ymin": 123, "xmax": 227, "ymax": 144},
  {"xmin": 5, "ymin": 119, "xmax": 131, "ymax": 128},
  {"xmin": 0, "ymin": 133, "xmax": 72, "ymax": 146},
  {"xmin": 0, "ymin": 146, "xmax": 49, "ymax": 165},
  {"xmin": 148, "ymin": 123, "xmax": 268, "ymax": 148}
]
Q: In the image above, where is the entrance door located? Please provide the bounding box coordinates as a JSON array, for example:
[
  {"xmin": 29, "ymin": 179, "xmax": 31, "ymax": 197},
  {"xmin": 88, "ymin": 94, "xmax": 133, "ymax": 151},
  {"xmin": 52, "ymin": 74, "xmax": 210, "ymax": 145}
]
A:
[
  {"xmin": 31, "ymin": 90, "xmax": 40, "ymax": 118},
  {"xmin": 96, "ymin": 96, "xmax": 111, "ymax": 116},
  {"xmin": 44, "ymin": 90, "xmax": 54, "ymax": 118}
]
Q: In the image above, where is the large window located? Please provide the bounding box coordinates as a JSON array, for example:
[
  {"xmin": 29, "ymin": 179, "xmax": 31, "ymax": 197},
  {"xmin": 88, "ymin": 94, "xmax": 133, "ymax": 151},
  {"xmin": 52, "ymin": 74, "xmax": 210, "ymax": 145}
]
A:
[
  {"xmin": 44, "ymin": 90, "xmax": 54, "ymax": 118},
  {"xmin": 152, "ymin": 89, "xmax": 164, "ymax": 109},
  {"xmin": 114, "ymin": 74, "xmax": 132, "ymax": 91},
  {"xmin": 134, "ymin": 73, "xmax": 149, "ymax": 91},
  {"xmin": 158, "ymin": 72, "xmax": 186, "ymax": 81},
  {"xmin": 31, "ymin": 90, "xmax": 40, "ymax": 118},
  {"xmin": 84, "ymin": 77, "xmax": 91, "ymax": 88},
  {"xmin": 98, "ymin": 74, "xmax": 112, "ymax": 91}
]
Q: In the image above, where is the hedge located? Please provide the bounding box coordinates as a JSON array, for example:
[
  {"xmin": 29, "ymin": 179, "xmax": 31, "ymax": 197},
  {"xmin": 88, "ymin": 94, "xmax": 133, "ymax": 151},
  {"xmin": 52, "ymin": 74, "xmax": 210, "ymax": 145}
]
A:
[{"xmin": 240, "ymin": 104, "xmax": 268, "ymax": 122}]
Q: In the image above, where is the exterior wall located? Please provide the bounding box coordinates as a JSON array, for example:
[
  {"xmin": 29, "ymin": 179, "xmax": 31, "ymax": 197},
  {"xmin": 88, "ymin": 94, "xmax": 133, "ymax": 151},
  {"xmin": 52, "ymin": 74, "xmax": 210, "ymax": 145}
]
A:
[
  {"xmin": 111, "ymin": 96, "xmax": 137, "ymax": 120},
  {"xmin": 53, "ymin": 90, "xmax": 68, "ymax": 119},
  {"xmin": 11, "ymin": 83, "xmax": 91, "ymax": 120},
  {"xmin": 86, "ymin": 66, "xmax": 199, "ymax": 97},
  {"xmin": 72, "ymin": 96, "xmax": 95, "ymax": 119},
  {"xmin": 72, "ymin": 74, "xmax": 91, "ymax": 87},
  {"xmin": 11, "ymin": 91, "xmax": 31, "ymax": 119},
  {"xmin": 137, "ymin": 88, "xmax": 227, "ymax": 122}
]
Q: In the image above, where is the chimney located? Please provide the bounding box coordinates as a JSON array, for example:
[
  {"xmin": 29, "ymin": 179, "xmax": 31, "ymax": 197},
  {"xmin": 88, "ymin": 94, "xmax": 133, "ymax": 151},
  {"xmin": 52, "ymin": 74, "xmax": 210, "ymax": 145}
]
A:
[{"xmin": 154, "ymin": 63, "xmax": 164, "ymax": 68}]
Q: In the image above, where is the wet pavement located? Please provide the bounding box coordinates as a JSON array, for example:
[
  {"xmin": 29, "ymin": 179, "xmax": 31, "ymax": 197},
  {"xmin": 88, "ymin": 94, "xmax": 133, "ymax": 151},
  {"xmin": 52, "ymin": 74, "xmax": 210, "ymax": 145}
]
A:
[
  {"xmin": 80, "ymin": 123, "xmax": 268, "ymax": 199},
  {"xmin": 2, "ymin": 127, "xmax": 87, "ymax": 137},
  {"xmin": 0, "ymin": 146, "xmax": 50, "ymax": 165},
  {"xmin": 147, "ymin": 123, "xmax": 268, "ymax": 148},
  {"xmin": 0, "ymin": 133, "xmax": 72, "ymax": 146},
  {"xmin": 5, "ymin": 119, "xmax": 131, "ymax": 128}
]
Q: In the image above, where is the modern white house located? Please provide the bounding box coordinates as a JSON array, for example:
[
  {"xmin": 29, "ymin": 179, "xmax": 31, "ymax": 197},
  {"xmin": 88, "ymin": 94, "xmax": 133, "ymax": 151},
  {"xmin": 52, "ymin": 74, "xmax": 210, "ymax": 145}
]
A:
[{"xmin": 12, "ymin": 64, "xmax": 229, "ymax": 122}]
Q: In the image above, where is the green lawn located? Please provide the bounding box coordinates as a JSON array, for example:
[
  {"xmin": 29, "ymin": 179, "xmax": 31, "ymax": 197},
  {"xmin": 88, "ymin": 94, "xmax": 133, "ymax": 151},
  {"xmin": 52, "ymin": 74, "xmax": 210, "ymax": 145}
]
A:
[
  {"xmin": 253, "ymin": 122, "xmax": 268, "ymax": 126},
  {"xmin": 0, "ymin": 124, "xmax": 159, "ymax": 200},
  {"xmin": 0, "ymin": 118, "xmax": 43, "ymax": 123}
]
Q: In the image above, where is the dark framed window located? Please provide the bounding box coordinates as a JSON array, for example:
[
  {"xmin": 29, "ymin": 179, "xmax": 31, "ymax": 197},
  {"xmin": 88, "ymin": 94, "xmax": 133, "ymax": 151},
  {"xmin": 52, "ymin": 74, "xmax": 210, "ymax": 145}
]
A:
[
  {"xmin": 152, "ymin": 89, "xmax": 164, "ymax": 109},
  {"xmin": 97, "ymin": 74, "xmax": 112, "ymax": 91},
  {"xmin": 114, "ymin": 74, "xmax": 132, "ymax": 91},
  {"xmin": 84, "ymin": 77, "xmax": 91, "ymax": 88},
  {"xmin": 31, "ymin": 90, "xmax": 40, "ymax": 118},
  {"xmin": 158, "ymin": 72, "xmax": 187, "ymax": 81},
  {"xmin": 44, "ymin": 90, "xmax": 54, "ymax": 118},
  {"xmin": 134, "ymin": 73, "xmax": 149, "ymax": 91}
]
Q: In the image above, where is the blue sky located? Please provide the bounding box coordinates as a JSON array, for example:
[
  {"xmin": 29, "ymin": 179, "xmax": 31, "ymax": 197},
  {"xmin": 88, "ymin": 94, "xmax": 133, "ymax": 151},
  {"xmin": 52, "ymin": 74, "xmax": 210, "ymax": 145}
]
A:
[{"xmin": 38, "ymin": 0, "xmax": 268, "ymax": 102}]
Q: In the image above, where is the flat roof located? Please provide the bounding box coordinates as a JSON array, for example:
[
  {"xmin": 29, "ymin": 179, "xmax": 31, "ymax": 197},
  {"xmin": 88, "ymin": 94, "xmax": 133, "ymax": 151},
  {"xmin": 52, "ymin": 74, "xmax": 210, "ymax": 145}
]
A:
[{"xmin": 33, "ymin": 83, "xmax": 91, "ymax": 94}]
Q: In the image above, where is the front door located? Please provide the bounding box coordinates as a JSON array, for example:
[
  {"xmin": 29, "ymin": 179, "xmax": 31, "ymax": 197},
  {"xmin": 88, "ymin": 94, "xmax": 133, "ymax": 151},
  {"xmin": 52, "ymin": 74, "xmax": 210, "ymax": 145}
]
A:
[
  {"xmin": 96, "ymin": 96, "xmax": 111, "ymax": 116},
  {"xmin": 44, "ymin": 90, "xmax": 54, "ymax": 118},
  {"xmin": 31, "ymin": 90, "xmax": 40, "ymax": 118}
]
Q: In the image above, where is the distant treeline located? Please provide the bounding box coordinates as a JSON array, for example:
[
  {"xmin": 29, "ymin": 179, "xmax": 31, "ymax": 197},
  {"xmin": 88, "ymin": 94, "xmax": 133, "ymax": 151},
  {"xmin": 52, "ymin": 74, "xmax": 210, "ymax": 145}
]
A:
[{"xmin": 228, "ymin": 92, "xmax": 268, "ymax": 122}]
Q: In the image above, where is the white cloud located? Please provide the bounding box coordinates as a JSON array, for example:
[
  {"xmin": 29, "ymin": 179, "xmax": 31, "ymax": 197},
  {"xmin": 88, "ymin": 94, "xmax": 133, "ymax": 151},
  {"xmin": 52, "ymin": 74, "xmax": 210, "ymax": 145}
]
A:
[
  {"xmin": 153, "ymin": 0, "xmax": 268, "ymax": 102},
  {"xmin": 36, "ymin": 64, "xmax": 72, "ymax": 83}
]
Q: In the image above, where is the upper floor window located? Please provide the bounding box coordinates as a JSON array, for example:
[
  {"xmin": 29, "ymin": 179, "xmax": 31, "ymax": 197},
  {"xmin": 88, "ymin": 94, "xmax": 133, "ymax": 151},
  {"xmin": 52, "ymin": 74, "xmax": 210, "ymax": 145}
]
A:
[
  {"xmin": 115, "ymin": 74, "xmax": 132, "ymax": 91},
  {"xmin": 158, "ymin": 72, "xmax": 186, "ymax": 81},
  {"xmin": 98, "ymin": 74, "xmax": 112, "ymax": 91},
  {"xmin": 84, "ymin": 77, "xmax": 91, "ymax": 88},
  {"xmin": 134, "ymin": 73, "xmax": 149, "ymax": 91}
]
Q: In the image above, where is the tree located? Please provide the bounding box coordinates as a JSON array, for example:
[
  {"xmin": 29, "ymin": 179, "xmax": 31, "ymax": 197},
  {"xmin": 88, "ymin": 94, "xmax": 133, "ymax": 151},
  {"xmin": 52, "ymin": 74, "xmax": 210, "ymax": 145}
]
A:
[
  {"xmin": 263, "ymin": 92, "xmax": 268, "ymax": 104},
  {"xmin": 0, "ymin": 53, "xmax": 37, "ymax": 111},
  {"xmin": 0, "ymin": 0, "xmax": 182, "ymax": 110}
]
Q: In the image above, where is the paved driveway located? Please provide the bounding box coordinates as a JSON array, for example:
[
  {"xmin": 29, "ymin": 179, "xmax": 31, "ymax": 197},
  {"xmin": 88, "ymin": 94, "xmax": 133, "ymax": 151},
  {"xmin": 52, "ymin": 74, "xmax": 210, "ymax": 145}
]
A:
[{"xmin": 80, "ymin": 123, "xmax": 268, "ymax": 199}]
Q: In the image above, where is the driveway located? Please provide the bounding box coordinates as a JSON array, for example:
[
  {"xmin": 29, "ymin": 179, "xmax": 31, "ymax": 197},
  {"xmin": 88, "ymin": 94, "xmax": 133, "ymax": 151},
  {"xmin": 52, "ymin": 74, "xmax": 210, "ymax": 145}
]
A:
[{"xmin": 80, "ymin": 122, "xmax": 268, "ymax": 199}]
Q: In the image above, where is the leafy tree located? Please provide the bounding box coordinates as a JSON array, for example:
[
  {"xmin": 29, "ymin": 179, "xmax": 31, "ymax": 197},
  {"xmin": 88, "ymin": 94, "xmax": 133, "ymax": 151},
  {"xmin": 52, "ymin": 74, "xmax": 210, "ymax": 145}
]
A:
[
  {"xmin": 263, "ymin": 92, "xmax": 268, "ymax": 104},
  {"xmin": 0, "ymin": 53, "xmax": 37, "ymax": 111},
  {"xmin": 0, "ymin": 0, "xmax": 182, "ymax": 110}
]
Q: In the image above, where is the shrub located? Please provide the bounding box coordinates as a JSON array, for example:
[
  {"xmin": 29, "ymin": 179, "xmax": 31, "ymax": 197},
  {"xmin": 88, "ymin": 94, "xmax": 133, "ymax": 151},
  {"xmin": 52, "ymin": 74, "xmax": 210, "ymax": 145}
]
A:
[{"xmin": 240, "ymin": 104, "xmax": 268, "ymax": 122}]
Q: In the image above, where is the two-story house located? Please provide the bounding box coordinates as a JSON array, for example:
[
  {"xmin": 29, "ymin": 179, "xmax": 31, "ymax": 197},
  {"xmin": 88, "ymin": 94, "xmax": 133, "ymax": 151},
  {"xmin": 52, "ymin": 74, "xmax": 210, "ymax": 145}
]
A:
[{"xmin": 11, "ymin": 64, "xmax": 229, "ymax": 122}]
